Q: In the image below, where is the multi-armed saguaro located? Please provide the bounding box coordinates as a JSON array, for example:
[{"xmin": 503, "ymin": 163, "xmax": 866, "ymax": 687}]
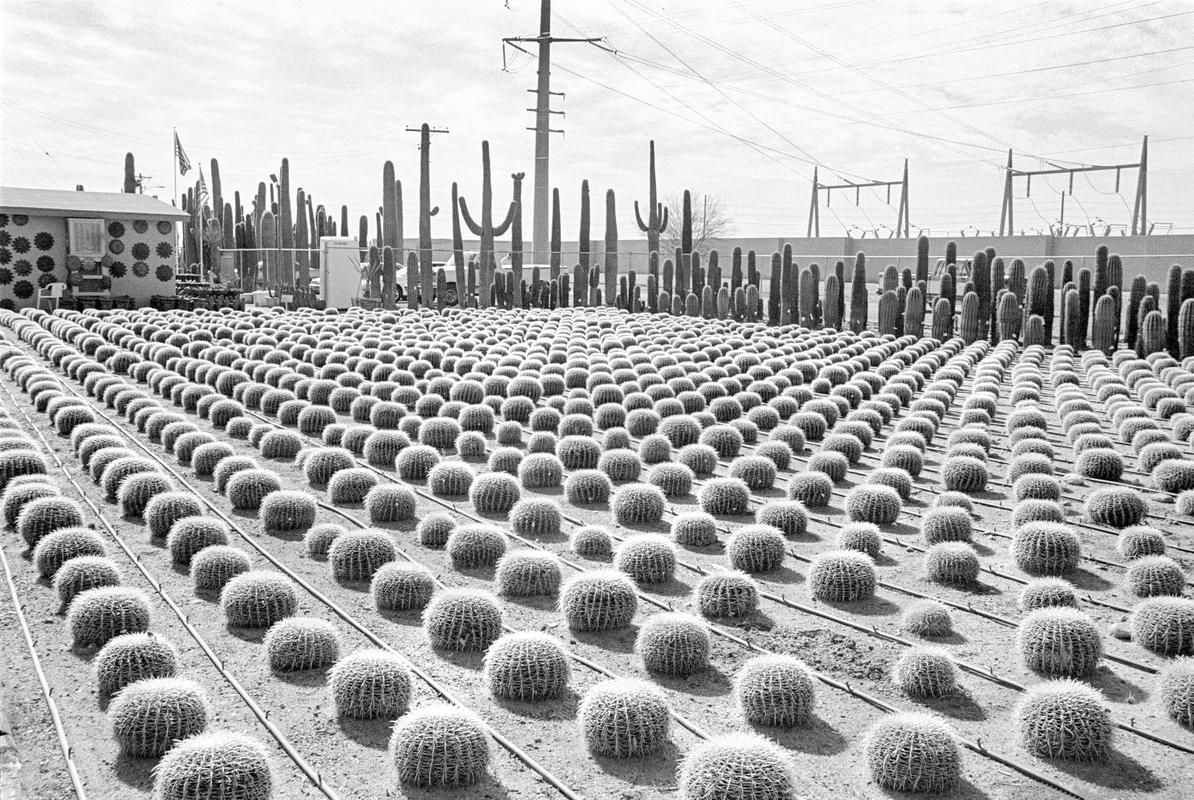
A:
[{"xmin": 458, "ymin": 141, "xmax": 518, "ymax": 309}]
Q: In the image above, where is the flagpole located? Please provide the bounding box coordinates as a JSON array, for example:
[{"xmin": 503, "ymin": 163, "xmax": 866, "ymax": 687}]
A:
[{"xmin": 172, "ymin": 128, "xmax": 178, "ymax": 207}]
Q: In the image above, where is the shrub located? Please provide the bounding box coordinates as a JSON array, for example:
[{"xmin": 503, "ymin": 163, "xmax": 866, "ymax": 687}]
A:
[
  {"xmin": 1011, "ymin": 522, "xmax": 1080, "ymax": 575},
  {"xmin": 191, "ymin": 546, "xmax": 251, "ymax": 591},
  {"xmin": 924, "ymin": 542, "xmax": 980, "ymax": 586},
  {"xmin": 509, "ymin": 497, "xmax": 563, "ymax": 538},
  {"xmin": 559, "ymin": 570, "xmax": 638, "ymax": 631},
  {"xmin": 901, "ymin": 599, "xmax": 953, "ymax": 638},
  {"xmin": 329, "ymin": 649, "xmax": 412, "ymax": 719},
  {"xmin": 18, "ymin": 496, "xmax": 85, "ymax": 548},
  {"xmin": 53, "ymin": 555, "xmax": 120, "ymax": 607},
  {"xmin": 844, "ymin": 484, "xmax": 901, "ymax": 525},
  {"xmin": 578, "ymin": 679, "xmax": 669, "ymax": 757},
  {"xmin": 1018, "ymin": 577, "xmax": 1078, "ymax": 612},
  {"xmin": 423, "ymin": 588, "xmax": 502, "ymax": 652},
  {"xmin": 1015, "ymin": 680, "xmax": 1112, "ymax": 761},
  {"xmin": 259, "ymin": 490, "xmax": 316, "ymax": 533},
  {"xmin": 94, "ymin": 632, "xmax": 178, "ymax": 695},
  {"xmin": 263, "ymin": 616, "xmax": 341, "ymax": 672},
  {"xmin": 787, "ymin": 472, "xmax": 833, "ymax": 507},
  {"xmin": 808, "ymin": 550, "xmax": 875, "ymax": 602},
  {"xmin": 694, "ymin": 570, "xmax": 758, "ymax": 619},
  {"xmin": 1125, "ymin": 555, "xmax": 1186, "ymax": 597},
  {"xmin": 1018, "ymin": 607, "xmax": 1102, "ymax": 678},
  {"xmin": 33, "ymin": 527, "xmax": 105, "ymax": 579},
  {"xmin": 67, "ymin": 586, "xmax": 151, "ymax": 646},
  {"xmin": 1132, "ymin": 597, "xmax": 1194, "ymax": 656},
  {"xmin": 863, "ymin": 713, "xmax": 958, "ymax": 794},
  {"xmin": 446, "ymin": 524, "xmax": 507, "ymax": 569},
  {"xmin": 109, "ymin": 677, "xmax": 210, "ymax": 757},
  {"xmin": 167, "ymin": 517, "xmax": 230, "ymax": 566},
  {"xmin": 494, "ymin": 550, "xmax": 562, "ymax": 597}
]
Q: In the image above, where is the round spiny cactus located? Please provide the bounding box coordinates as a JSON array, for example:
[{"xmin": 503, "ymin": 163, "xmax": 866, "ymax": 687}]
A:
[
  {"xmin": 94, "ymin": 631, "xmax": 178, "ymax": 696},
  {"xmin": 1157, "ymin": 657, "xmax": 1194, "ymax": 727},
  {"xmin": 1125, "ymin": 555, "xmax": 1186, "ymax": 598},
  {"xmin": 258, "ymin": 429, "xmax": 304, "ymax": 461},
  {"xmin": 635, "ymin": 612, "xmax": 709, "ymax": 676},
  {"xmin": 259, "ymin": 490, "xmax": 317, "ymax": 534},
  {"xmin": 694, "ymin": 570, "xmax": 758, "ymax": 619},
  {"xmin": 808, "ymin": 550, "xmax": 876, "ymax": 602},
  {"xmin": 726, "ymin": 524, "xmax": 786, "ymax": 574},
  {"xmin": 755, "ymin": 500, "xmax": 808, "ymax": 538},
  {"xmin": 940, "ymin": 455, "xmax": 988, "ymax": 493},
  {"xmin": 68, "ymin": 586, "xmax": 151, "ymax": 646},
  {"xmin": 677, "ymin": 733, "xmax": 798, "ymax": 800},
  {"xmin": 220, "ymin": 571, "xmax": 298, "ymax": 628},
  {"xmin": 372, "ymin": 561, "xmax": 436, "ymax": 612},
  {"xmin": 1085, "ymin": 487, "xmax": 1147, "ymax": 529},
  {"xmin": 806, "ymin": 451, "xmax": 849, "ymax": 482},
  {"xmin": 389, "ymin": 704, "xmax": 490, "ymax": 789},
  {"xmin": 863, "ymin": 713, "xmax": 959, "ymax": 794},
  {"xmin": 1011, "ymin": 522, "xmax": 1080, "ymax": 576},
  {"xmin": 698, "ymin": 477, "xmax": 751, "ymax": 516},
  {"xmin": 116, "ymin": 471, "xmax": 173, "ymax": 518},
  {"xmin": 678, "ymin": 444, "xmax": 719, "ymax": 476},
  {"xmin": 446, "ymin": 524, "xmax": 507, "ymax": 569},
  {"xmin": 422, "ymin": 587, "xmax": 503, "ymax": 652},
  {"xmin": 191, "ymin": 546, "xmax": 251, "ymax": 591},
  {"xmin": 646, "ymin": 462, "xmax": 694, "ymax": 498},
  {"xmin": 0, "ymin": 449, "xmax": 47, "ymax": 491},
  {"xmin": 1010, "ymin": 499, "xmax": 1065, "ymax": 528},
  {"xmin": 893, "ymin": 647, "xmax": 957, "ymax": 698},
  {"xmin": 483, "ymin": 631, "xmax": 571, "ymax": 701},
  {"xmin": 226, "ymin": 469, "xmax": 283, "ymax": 511},
  {"xmin": 1018, "ymin": 607, "xmax": 1102, "ymax": 678},
  {"xmin": 787, "ymin": 472, "xmax": 833, "ymax": 507},
  {"xmin": 153, "ymin": 730, "xmax": 272, "ymax": 800},
  {"xmin": 1132, "ymin": 597, "xmax": 1194, "ymax": 656},
  {"xmin": 469, "ymin": 472, "xmax": 521, "ymax": 515},
  {"xmin": 559, "ymin": 570, "xmax": 638, "ymax": 632},
  {"xmin": 837, "ymin": 521, "xmax": 881, "ymax": 558},
  {"xmin": 17, "ymin": 496, "xmax": 85, "ymax": 548},
  {"xmin": 327, "ymin": 467, "xmax": 379, "ymax": 505},
  {"xmin": 564, "ymin": 469, "xmax": 612, "ymax": 506},
  {"xmin": 924, "ymin": 541, "xmax": 980, "ymax": 586},
  {"xmin": 933, "ymin": 492, "xmax": 973, "ymax": 513},
  {"xmin": 1018, "ymin": 577, "xmax": 1078, "ymax": 613},
  {"xmin": 1074, "ymin": 449, "xmax": 1124, "ymax": 481},
  {"xmin": 166, "ymin": 516, "xmax": 230, "ymax": 566},
  {"xmin": 213, "ymin": 456, "xmax": 258, "ymax": 494},
  {"xmin": 578, "ymin": 679, "xmax": 670, "ymax": 758},
  {"xmin": 571, "ymin": 525, "xmax": 613, "ymax": 558},
  {"xmin": 416, "ymin": 513, "xmax": 455, "ymax": 549},
  {"xmin": 1, "ymin": 481, "xmax": 57, "ymax": 528},
  {"xmin": 1015, "ymin": 679, "xmax": 1112, "ymax": 761},
  {"xmin": 32, "ymin": 527, "xmax": 105, "ymax": 579},
  {"xmin": 614, "ymin": 533, "xmax": 675, "ymax": 584},
  {"xmin": 558, "ymin": 436, "xmax": 601, "ymax": 470},
  {"xmin": 734, "ymin": 654, "xmax": 814, "ymax": 728},
  {"xmin": 494, "ymin": 550, "xmax": 562, "ymax": 597},
  {"xmin": 328, "ymin": 530, "xmax": 397, "ymax": 581},
  {"xmin": 671, "ymin": 511, "xmax": 717, "ymax": 547},
  {"xmin": 302, "ymin": 447, "xmax": 355, "ymax": 484},
  {"xmin": 1118, "ymin": 526, "xmax": 1166, "ymax": 560},
  {"xmin": 364, "ymin": 484, "xmax": 418, "ymax": 523},
  {"xmin": 901, "ymin": 599, "xmax": 953, "ymax": 638},
  {"xmin": 518, "ymin": 453, "xmax": 563, "ymax": 488},
  {"xmin": 844, "ymin": 484, "xmax": 901, "ymax": 525},
  {"xmin": 363, "ymin": 430, "xmax": 410, "ymax": 466},
  {"xmin": 509, "ymin": 497, "xmax": 563, "ymax": 538},
  {"xmin": 54, "ymin": 555, "xmax": 120, "ymax": 607},
  {"xmin": 263, "ymin": 616, "xmax": 341, "ymax": 672},
  {"xmin": 612, "ymin": 483, "xmax": 667, "ymax": 526},
  {"xmin": 1155, "ymin": 460, "xmax": 1194, "ymax": 494},
  {"xmin": 108, "ymin": 677, "xmax": 209, "ymax": 757},
  {"xmin": 329, "ymin": 649, "xmax": 412, "ymax": 719}
]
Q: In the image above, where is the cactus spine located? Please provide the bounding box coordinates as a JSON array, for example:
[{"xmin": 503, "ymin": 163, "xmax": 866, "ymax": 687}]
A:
[{"xmin": 458, "ymin": 141, "xmax": 517, "ymax": 309}]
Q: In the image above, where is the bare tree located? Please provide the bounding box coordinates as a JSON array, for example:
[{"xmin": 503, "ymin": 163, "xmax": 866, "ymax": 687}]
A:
[{"xmin": 660, "ymin": 192, "xmax": 733, "ymax": 255}]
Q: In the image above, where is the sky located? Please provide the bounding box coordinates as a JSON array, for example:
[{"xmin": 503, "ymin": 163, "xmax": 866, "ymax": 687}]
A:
[{"xmin": 1, "ymin": 0, "xmax": 1192, "ymax": 242}]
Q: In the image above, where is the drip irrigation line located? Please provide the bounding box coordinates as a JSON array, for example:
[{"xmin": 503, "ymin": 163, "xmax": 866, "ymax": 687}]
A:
[
  {"xmin": 0, "ymin": 546, "xmax": 88, "ymax": 800},
  {"xmin": 0, "ymin": 348, "xmax": 585, "ymax": 800},
  {"xmin": 0, "ymin": 367, "xmax": 341, "ymax": 800}
]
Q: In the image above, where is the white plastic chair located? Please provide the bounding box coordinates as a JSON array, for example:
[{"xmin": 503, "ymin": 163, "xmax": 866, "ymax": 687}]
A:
[{"xmin": 37, "ymin": 282, "xmax": 66, "ymax": 312}]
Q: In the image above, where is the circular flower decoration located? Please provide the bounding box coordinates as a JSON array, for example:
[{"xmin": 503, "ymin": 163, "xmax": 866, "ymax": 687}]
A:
[
  {"xmin": 11, "ymin": 236, "xmax": 30, "ymax": 254},
  {"xmin": 65, "ymin": 254, "xmax": 82, "ymax": 270},
  {"xmin": 13, "ymin": 280, "xmax": 33, "ymax": 299},
  {"xmin": 157, "ymin": 220, "xmax": 173, "ymax": 235},
  {"xmin": 0, "ymin": 299, "xmax": 13, "ymax": 311},
  {"xmin": 12, "ymin": 215, "xmax": 28, "ymax": 226},
  {"xmin": 108, "ymin": 239, "xmax": 124, "ymax": 255},
  {"xmin": 109, "ymin": 260, "xmax": 127, "ymax": 279},
  {"xmin": 13, "ymin": 260, "xmax": 31, "ymax": 277},
  {"xmin": 0, "ymin": 268, "xmax": 11, "ymax": 285},
  {"xmin": 0, "ymin": 249, "xmax": 11, "ymax": 265},
  {"xmin": 34, "ymin": 232, "xmax": 54, "ymax": 250},
  {"xmin": 131, "ymin": 242, "xmax": 150, "ymax": 260},
  {"xmin": 132, "ymin": 261, "xmax": 149, "ymax": 278},
  {"xmin": 36, "ymin": 255, "xmax": 55, "ymax": 272},
  {"xmin": 107, "ymin": 221, "xmax": 125, "ymax": 238},
  {"xmin": 0, "ymin": 231, "xmax": 10, "ymax": 247},
  {"xmin": 156, "ymin": 241, "xmax": 174, "ymax": 258},
  {"xmin": 37, "ymin": 273, "xmax": 56, "ymax": 288},
  {"xmin": 133, "ymin": 219, "xmax": 149, "ymax": 234},
  {"xmin": 155, "ymin": 264, "xmax": 173, "ymax": 281}
]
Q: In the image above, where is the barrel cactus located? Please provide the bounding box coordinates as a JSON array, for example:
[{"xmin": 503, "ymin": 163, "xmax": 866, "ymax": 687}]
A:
[
  {"xmin": 578, "ymin": 679, "xmax": 670, "ymax": 757},
  {"xmin": 1015, "ymin": 679, "xmax": 1112, "ymax": 761},
  {"xmin": 863, "ymin": 713, "xmax": 959, "ymax": 794},
  {"xmin": 108, "ymin": 677, "xmax": 210, "ymax": 757}
]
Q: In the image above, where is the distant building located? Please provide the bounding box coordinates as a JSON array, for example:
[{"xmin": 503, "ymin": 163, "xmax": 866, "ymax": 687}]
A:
[{"xmin": 0, "ymin": 187, "xmax": 188, "ymax": 309}]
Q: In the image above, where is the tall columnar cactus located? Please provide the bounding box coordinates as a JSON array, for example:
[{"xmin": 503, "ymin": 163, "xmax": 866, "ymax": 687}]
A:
[
  {"xmin": 1044, "ymin": 260, "xmax": 1056, "ymax": 341},
  {"xmin": 780, "ymin": 244, "xmax": 796, "ymax": 325},
  {"xmin": 1063, "ymin": 288, "xmax": 1080, "ymax": 347},
  {"xmin": 833, "ymin": 259, "xmax": 845, "ymax": 323},
  {"xmin": 662, "ymin": 258, "xmax": 674, "ymax": 296},
  {"xmin": 746, "ymin": 284, "xmax": 759, "ymax": 322},
  {"xmin": 382, "ymin": 160, "xmax": 399, "ymax": 253},
  {"xmin": 1139, "ymin": 310, "xmax": 1166, "ymax": 356},
  {"xmin": 707, "ymin": 249, "xmax": 721, "ymax": 290},
  {"xmin": 809, "ymin": 262, "xmax": 822, "ymax": 326},
  {"xmin": 509, "ymin": 172, "xmax": 525, "ymax": 308},
  {"xmin": 824, "ymin": 275, "xmax": 841, "ymax": 330},
  {"xmin": 1094, "ymin": 245, "xmax": 1109, "ymax": 298},
  {"xmin": 878, "ymin": 290, "xmax": 900, "ymax": 336},
  {"xmin": 406, "ymin": 239, "xmax": 418, "ymax": 310},
  {"xmin": 905, "ymin": 287, "xmax": 925, "ymax": 337},
  {"xmin": 1126, "ymin": 275, "xmax": 1147, "ymax": 349},
  {"xmin": 997, "ymin": 290, "xmax": 1019, "ymax": 342},
  {"xmin": 1180, "ymin": 298, "xmax": 1194, "ymax": 359},
  {"xmin": 123, "ymin": 152, "xmax": 136, "ymax": 193},
  {"xmin": 382, "ymin": 247, "xmax": 396, "ymax": 309},
  {"xmin": 417, "ymin": 124, "xmax": 440, "ymax": 304},
  {"xmin": 577, "ymin": 180, "xmax": 591, "ymax": 305},
  {"xmin": 717, "ymin": 286, "xmax": 729, "ymax": 319},
  {"xmin": 916, "ymin": 235, "xmax": 929, "ymax": 284},
  {"xmin": 1091, "ymin": 294, "xmax": 1117, "ymax": 354},
  {"xmin": 259, "ymin": 212, "xmax": 277, "ymax": 291},
  {"xmin": 882, "ymin": 265, "xmax": 899, "ymax": 292},
  {"xmin": 991, "ymin": 257, "xmax": 1005, "ymax": 295},
  {"xmin": 701, "ymin": 285, "xmax": 715, "ymax": 318},
  {"xmin": 960, "ymin": 291, "xmax": 981, "ymax": 344},
  {"xmin": 940, "ymin": 272, "xmax": 954, "ymax": 319},
  {"xmin": 633, "ymin": 141, "xmax": 669, "ymax": 260},
  {"xmin": 680, "ymin": 190, "xmax": 693, "ymax": 291},
  {"xmin": 971, "ymin": 250, "xmax": 990, "ymax": 341},
  {"xmin": 691, "ymin": 252, "xmax": 704, "ymax": 298},
  {"xmin": 604, "ymin": 189, "xmax": 618, "ymax": 306},
  {"xmin": 731, "ymin": 247, "xmax": 743, "ymax": 292},
  {"xmin": 1077, "ymin": 268, "xmax": 1092, "ymax": 347},
  {"xmin": 278, "ymin": 158, "xmax": 294, "ymax": 288},
  {"xmin": 1165, "ymin": 264, "xmax": 1182, "ymax": 356},
  {"xmin": 931, "ymin": 297, "xmax": 952, "ymax": 340},
  {"xmin": 945, "ymin": 241, "xmax": 957, "ymax": 266},
  {"xmin": 550, "ymin": 187, "xmax": 562, "ymax": 281},
  {"xmin": 450, "ymin": 183, "xmax": 465, "ymax": 301},
  {"xmin": 798, "ymin": 269, "xmax": 815, "ymax": 327},
  {"xmin": 1009, "ymin": 258, "xmax": 1026, "ymax": 301},
  {"xmin": 849, "ymin": 252, "xmax": 868, "ymax": 332},
  {"xmin": 458, "ymin": 142, "xmax": 517, "ymax": 309},
  {"xmin": 768, "ymin": 252, "xmax": 782, "ymax": 325}
]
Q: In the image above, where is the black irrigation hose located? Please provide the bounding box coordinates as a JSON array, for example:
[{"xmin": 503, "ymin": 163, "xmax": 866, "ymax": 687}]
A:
[
  {"xmin": 0, "ymin": 370, "xmax": 341, "ymax": 800},
  {"xmin": 0, "ymin": 545, "xmax": 88, "ymax": 800},
  {"xmin": 2, "ymin": 349, "xmax": 584, "ymax": 800}
]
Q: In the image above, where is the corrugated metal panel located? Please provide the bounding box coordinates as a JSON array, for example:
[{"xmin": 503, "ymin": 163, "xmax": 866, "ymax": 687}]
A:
[{"xmin": 0, "ymin": 186, "xmax": 189, "ymax": 219}]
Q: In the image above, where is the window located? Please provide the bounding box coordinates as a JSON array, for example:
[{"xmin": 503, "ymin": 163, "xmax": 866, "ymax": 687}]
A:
[{"xmin": 67, "ymin": 218, "xmax": 105, "ymax": 258}]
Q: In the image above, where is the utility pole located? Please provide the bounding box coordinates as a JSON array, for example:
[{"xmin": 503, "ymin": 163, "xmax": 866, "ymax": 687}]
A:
[
  {"xmin": 807, "ymin": 164, "xmax": 909, "ymax": 238},
  {"xmin": 503, "ymin": 0, "xmax": 604, "ymax": 263},
  {"xmin": 134, "ymin": 173, "xmax": 153, "ymax": 194}
]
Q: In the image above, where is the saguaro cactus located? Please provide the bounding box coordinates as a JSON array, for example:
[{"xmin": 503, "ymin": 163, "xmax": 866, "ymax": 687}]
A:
[
  {"xmin": 450, "ymin": 184, "xmax": 465, "ymax": 301},
  {"xmin": 123, "ymin": 152, "xmax": 136, "ymax": 193},
  {"xmin": 931, "ymin": 297, "xmax": 952, "ymax": 340},
  {"xmin": 509, "ymin": 172, "xmax": 525, "ymax": 309},
  {"xmin": 916, "ymin": 235, "xmax": 929, "ymax": 285},
  {"xmin": 824, "ymin": 275, "xmax": 841, "ymax": 330},
  {"xmin": 905, "ymin": 287, "xmax": 925, "ymax": 337},
  {"xmin": 458, "ymin": 142, "xmax": 517, "ymax": 309},
  {"xmin": 960, "ymin": 292, "xmax": 981, "ymax": 344},
  {"xmin": 633, "ymin": 141, "xmax": 669, "ymax": 259},
  {"xmin": 878, "ymin": 290, "xmax": 900, "ymax": 336},
  {"xmin": 577, "ymin": 180, "xmax": 591, "ymax": 306},
  {"xmin": 971, "ymin": 250, "xmax": 990, "ymax": 341},
  {"xmin": 1165, "ymin": 264, "xmax": 1182, "ymax": 356},
  {"xmin": 849, "ymin": 253, "xmax": 868, "ymax": 333},
  {"xmin": 604, "ymin": 189, "xmax": 618, "ymax": 306},
  {"xmin": 382, "ymin": 246, "xmax": 396, "ymax": 308},
  {"xmin": 550, "ymin": 188, "xmax": 561, "ymax": 282},
  {"xmin": 768, "ymin": 252, "xmax": 782, "ymax": 325},
  {"xmin": 1091, "ymin": 294, "xmax": 1117, "ymax": 354}
]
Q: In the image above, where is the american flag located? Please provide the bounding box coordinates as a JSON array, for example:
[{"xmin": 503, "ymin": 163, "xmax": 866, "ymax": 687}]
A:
[
  {"xmin": 197, "ymin": 166, "xmax": 210, "ymax": 209},
  {"xmin": 174, "ymin": 131, "xmax": 191, "ymax": 175}
]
